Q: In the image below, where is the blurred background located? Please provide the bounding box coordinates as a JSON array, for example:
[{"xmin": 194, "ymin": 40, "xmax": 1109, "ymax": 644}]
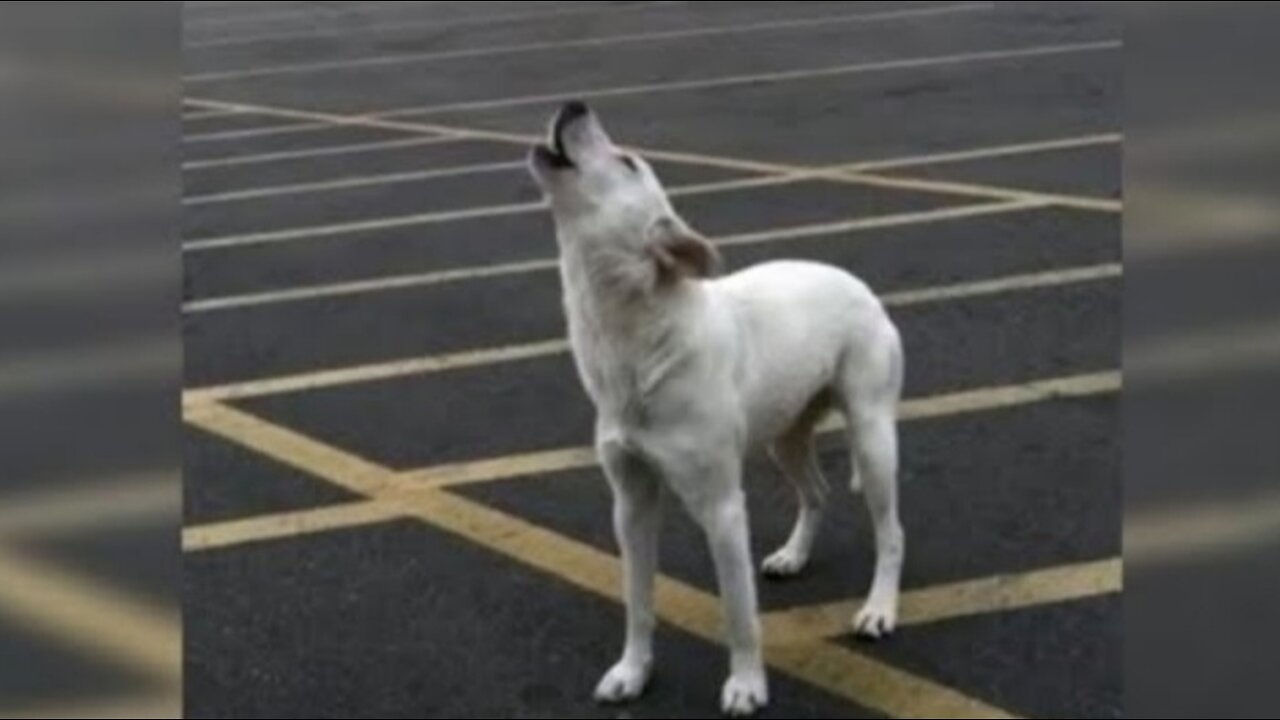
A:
[
  {"xmin": 1124, "ymin": 2, "xmax": 1280, "ymax": 717},
  {"xmin": 0, "ymin": 2, "xmax": 181, "ymax": 718}
]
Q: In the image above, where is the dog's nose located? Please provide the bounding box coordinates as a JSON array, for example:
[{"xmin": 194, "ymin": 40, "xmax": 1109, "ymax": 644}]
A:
[{"xmin": 559, "ymin": 100, "xmax": 590, "ymax": 121}]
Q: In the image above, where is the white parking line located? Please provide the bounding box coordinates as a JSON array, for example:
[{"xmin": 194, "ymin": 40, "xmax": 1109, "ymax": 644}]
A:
[
  {"xmin": 374, "ymin": 41, "xmax": 1122, "ymax": 118},
  {"xmin": 182, "ymin": 200, "xmax": 1044, "ymax": 308},
  {"xmin": 183, "ymin": 135, "xmax": 463, "ymax": 170},
  {"xmin": 182, "ymin": 175, "xmax": 790, "ymax": 252},
  {"xmin": 186, "ymin": 1, "xmax": 685, "ymax": 49},
  {"xmin": 183, "ymin": 261, "xmax": 1117, "ymax": 403},
  {"xmin": 184, "ymin": 160, "xmax": 527, "ymax": 205},
  {"xmin": 183, "ymin": 120, "xmax": 338, "ymax": 143}
]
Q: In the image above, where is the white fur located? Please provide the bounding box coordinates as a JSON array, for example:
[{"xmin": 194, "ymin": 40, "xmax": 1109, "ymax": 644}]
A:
[{"xmin": 530, "ymin": 105, "xmax": 905, "ymax": 717}]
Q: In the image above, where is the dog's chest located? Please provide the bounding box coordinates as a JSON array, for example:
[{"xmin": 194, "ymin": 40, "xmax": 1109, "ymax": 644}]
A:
[{"xmin": 565, "ymin": 307, "xmax": 691, "ymax": 425}]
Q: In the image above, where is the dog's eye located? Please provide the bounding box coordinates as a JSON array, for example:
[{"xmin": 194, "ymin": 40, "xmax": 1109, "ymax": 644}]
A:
[{"xmin": 619, "ymin": 154, "xmax": 639, "ymax": 172}]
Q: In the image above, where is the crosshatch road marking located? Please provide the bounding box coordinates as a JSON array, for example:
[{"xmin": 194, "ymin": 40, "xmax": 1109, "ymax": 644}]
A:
[
  {"xmin": 402, "ymin": 489, "xmax": 1021, "ymax": 719},
  {"xmin": 0, "ymin": 548, "xmax": 180, "ymax": 682},
  {"xmin": 185, "ymin": 3, "xmax": 995, "ymax": 82},
  {"xmin": 181, "ymin": 371, "xmax": 1121, "ymax": 548},
  {"xmin": 181, "ymin": 131, "xmax": 1120, "ymax": 201},
  {"xmin": 183, "ymin": 500, "xmax": 405, "ymax": 552},
  {"xmin": 182, "ymin": 96, "xmax": 1122, "ymax": 220},
  {"xmin": 182, "ymin": 199, "xmax": 1047, "ymax": 309},
  {"xmin": 179, "ymin": 400, "xmax": 1023, "ymax": 717},
  {"xmin": 183, "ymin": 264, "xmax": 1121, "ymax": 405},
  {"xmin": 183, "ymin": 135, "xmax": 463, "ymax": 171},
  {"xmin": 838, "ymin": 170, "xmax": 1123, "ymax": 213},
  {"xmin": 763, "ymin": 558, "xmax": 1122, "ymax": 645},
  {"xmin": 185, "ymin": 401, "xmax": 391, "ymax": 496},
  {"xmin": 372, "ymin": 41, "xmax": 1121, "ymax": 118}
]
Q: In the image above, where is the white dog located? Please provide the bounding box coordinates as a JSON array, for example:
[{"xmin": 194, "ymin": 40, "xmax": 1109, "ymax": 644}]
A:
[{"xmin": 529, "ymin": 102, "xmax": 905, "ymax": 717}]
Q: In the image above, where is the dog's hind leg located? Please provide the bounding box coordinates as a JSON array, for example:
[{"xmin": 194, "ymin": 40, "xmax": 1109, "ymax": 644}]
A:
[
  {"xmin": 761, "ymin": 396, "xmax": 831, "ymax": 579},
  {"xmin": 838, "ymin": 327, "xmax": 905, "ymax": 640}
]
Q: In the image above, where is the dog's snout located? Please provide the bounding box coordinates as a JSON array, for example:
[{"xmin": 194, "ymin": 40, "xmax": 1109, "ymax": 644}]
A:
[
  {"xmin": 559, "ymin": 100, "xmax": 590, "ymax": 122},
  {"xmin": 553, "ymin": 101, "xmax": 591, "ymax": 149}
]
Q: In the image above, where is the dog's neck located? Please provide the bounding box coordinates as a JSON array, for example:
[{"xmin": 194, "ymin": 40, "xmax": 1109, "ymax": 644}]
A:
[
  {"xmin": 558, "ymin": 236, "xmax": 702, "ymax": 411},
  {"xmin": 558, "ymin": 234, "xmax": 692, "ymax": 330}
]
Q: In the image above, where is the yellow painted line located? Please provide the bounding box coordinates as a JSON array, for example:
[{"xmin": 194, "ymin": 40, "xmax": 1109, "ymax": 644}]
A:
[
  {"xmin": 186, "ymin": 3, "xmax": 994, "ymax": 82},
  {"xmin": 0, "ymin": 548, "xmax": 180, "ymax": 681},
  {"xmin": 183, "ymin": 266, "xmax": 1118, "ymax": 404},
  {"xmin": 397, "ymin": 489, "xmax": 1018, "ymax": 718},
  {"xmin": 186, "ymin": 1, "xmax": 685, "ymax": 49},
  {"xmin": 376, "ymin": 41, "xmax": 1122, "ymax": 118},
  {"xmin": 183, "ymin": 160, "xmax": 527, "ymax": 205},
  {"xmin": 1127, "ymin": 492, "xmax": 1280, "ymax": 566},
  {"xmin": 0, "ymin": 471, "xmax": 177, "ymax": 537},
  {"xmin": 836, "ymin": 170, "xmax": 1124, "ymax": 213},
  {"xmin": 763, "ymin": 558, "xmax": 1122, "ymax": 645},
  {"xmin": 846, "ymin": 133, "xmax": 1122, "ymax": 172},
  {"xmin": 184, "ymin": 338, "xmax": 571, "ymax": 405},
  {"xmin": 185, "ymin": 401, "xmax": 391, "ymax": 496},
  {"xmin": 183, "ymin": 120, "xmax": 336, "ymax": 143},
  {"xmin": 183, "ymin": 499, "xmax": 403, "ymax": 552},
  {"xmin": 717, "ymin": 198, "xmax": 1047, "ymax": 249},
  {"xmin": 182, "ymin": 135, "xmax": 464, "ymax": 171},
  {"xmin": 767, "ymin": 641, "xmax": 1020, "ymax": 718},
  {"xmin": 181, "ymin": 175, "xmax": 788, "ymax": 252},
  {"xmin": 880, "ymin": 262, "xmax": 1122, "ymax": 306},
  {"xmin": 182, "ymin": 95, "xmax": 569, "ymax": 160},
  {"xmin": 896, "ymin": 370, "xmax": 1120, "ymax": 423},
  {"xmin": 182, "ymin": 370, "xmax": 1123, "ymax": 554},
  {"xmin": 403, "ymin": 446, "xmax": 600, "ymax": 490},
  {"xmin": 184, "ymin": 258, "xmax": 563, "ymax": 313},
  {"xmin": 0, "ymin": 695, "xmax": 181, "ymax": 719},
  {"xmin": 182, "ymin": 198, "xmax": 1043, "ymax": 308},
  {"xmin": 401, "ymin": 371, "xmax": 1121, "ymax": 491},
  {"xmin": 178, "ymin": 400, "xmax": 1014, "ymax": 715}
]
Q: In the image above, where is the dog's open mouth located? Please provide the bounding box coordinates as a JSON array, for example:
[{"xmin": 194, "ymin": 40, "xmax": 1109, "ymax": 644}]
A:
[{"xmin": 535, "ymin": 100, "xmax": 589, "ymax": 170}]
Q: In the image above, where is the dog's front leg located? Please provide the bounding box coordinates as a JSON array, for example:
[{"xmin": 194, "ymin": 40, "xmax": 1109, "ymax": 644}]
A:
[
  {"xmin": 670, "ymin": 453, "xmax": 768, "ymax": 717},
  {"xmin": 595, "ymin": 439, "xmax": 662, "ymax": 704}
]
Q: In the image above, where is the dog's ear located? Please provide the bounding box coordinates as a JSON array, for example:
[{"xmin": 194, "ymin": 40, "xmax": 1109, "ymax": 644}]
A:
[{"xmin": 646, "ymin": 215, "xmax": 721, "ymax": 281}]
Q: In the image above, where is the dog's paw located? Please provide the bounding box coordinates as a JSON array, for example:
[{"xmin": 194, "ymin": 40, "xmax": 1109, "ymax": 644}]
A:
[
  {"xmin": 593, "ymin": 658, "xmax": 651, "ymax": 704},
  {"xmin": 720, "ymin": 669, "xmax": 769, "ymax": 717},
  {"xmin": 761, "ymin": 547, "xmax": 808, "ymax": 578},
  {"xmin": 852, "ymin": 597, "xmax": 898, "ymax": 640}
]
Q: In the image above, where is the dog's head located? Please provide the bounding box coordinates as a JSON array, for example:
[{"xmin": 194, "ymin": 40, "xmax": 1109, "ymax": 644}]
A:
[{"xmin": 528, "ymin": 101, "xmax": 719, "ymax": 282}]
